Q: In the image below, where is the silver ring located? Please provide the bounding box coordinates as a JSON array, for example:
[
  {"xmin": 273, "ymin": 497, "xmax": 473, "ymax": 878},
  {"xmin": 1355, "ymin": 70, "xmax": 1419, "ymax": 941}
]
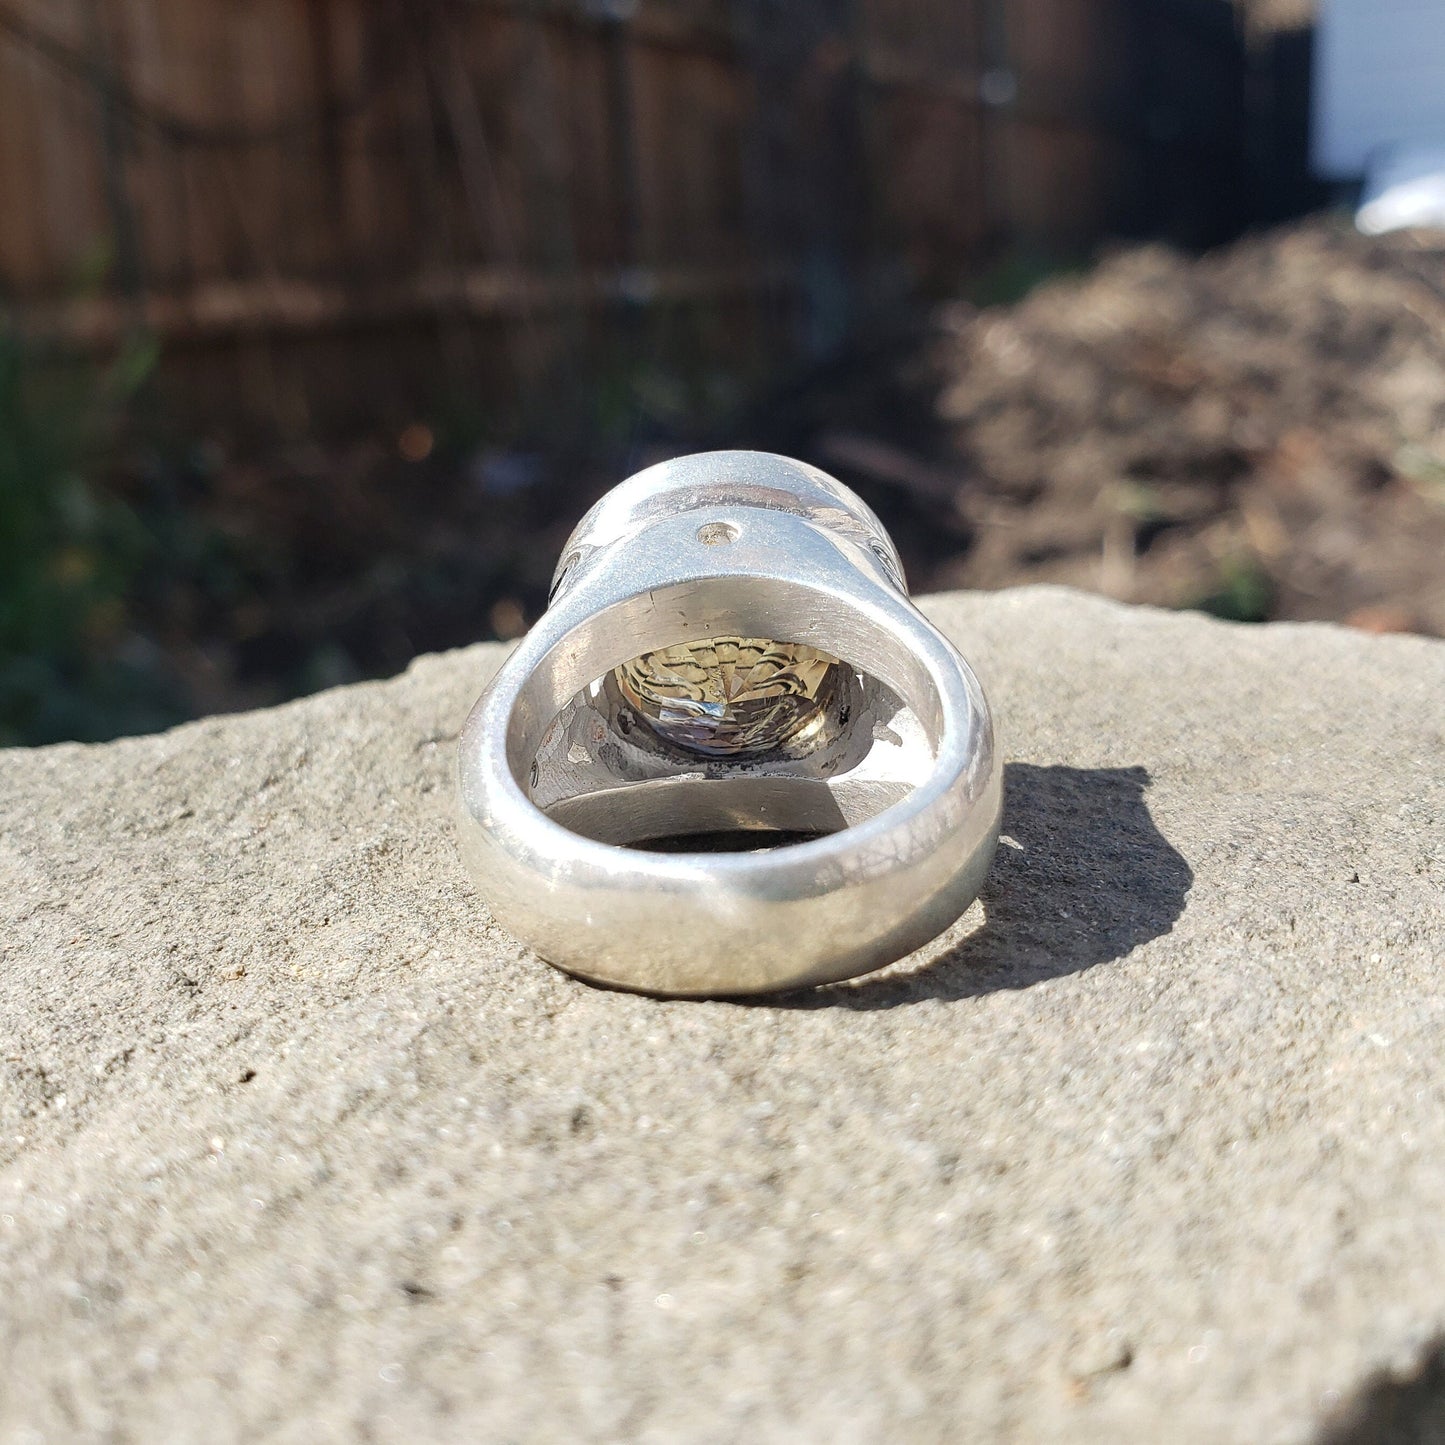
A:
[{"xmin": 456, "ymin": 450, "xmax": 1001, "ymax": 996}]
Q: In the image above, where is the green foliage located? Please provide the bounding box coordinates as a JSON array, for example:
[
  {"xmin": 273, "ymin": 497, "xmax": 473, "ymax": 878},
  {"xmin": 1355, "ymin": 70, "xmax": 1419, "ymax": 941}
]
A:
[
  {"xmin": 1194, "ymin": 554, "xmax": 1275, "ymax": 625},
  {"xmin": 0, "ymin": 330, "xmax": 188, "ymax": 746},
  {"xmin": 966, "ymin": 248, "xmax": 1092, "ymax": 309},
  {"xmin": 1395, "ymin": 443, "xmax": 1445, "ymax": 505}
]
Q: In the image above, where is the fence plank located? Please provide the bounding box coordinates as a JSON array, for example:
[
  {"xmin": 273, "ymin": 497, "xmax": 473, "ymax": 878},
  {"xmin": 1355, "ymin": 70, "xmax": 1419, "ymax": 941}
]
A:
[{"xmin": 0, "ymin": 0, "xmax": 1245, "ymax": 428}]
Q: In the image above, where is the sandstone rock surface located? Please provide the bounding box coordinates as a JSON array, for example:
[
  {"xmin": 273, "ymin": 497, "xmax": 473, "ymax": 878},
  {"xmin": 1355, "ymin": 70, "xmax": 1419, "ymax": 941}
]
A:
[{"xmin": 1, "ymin": 588, "xmax": 1442, "ymax": 1443}]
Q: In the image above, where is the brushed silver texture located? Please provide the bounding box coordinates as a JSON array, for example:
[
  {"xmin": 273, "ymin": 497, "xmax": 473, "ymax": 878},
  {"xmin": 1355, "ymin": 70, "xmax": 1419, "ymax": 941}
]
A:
[{"xmin": 456, "ymin": 450, "xmax": 1001, "ymax": 996}]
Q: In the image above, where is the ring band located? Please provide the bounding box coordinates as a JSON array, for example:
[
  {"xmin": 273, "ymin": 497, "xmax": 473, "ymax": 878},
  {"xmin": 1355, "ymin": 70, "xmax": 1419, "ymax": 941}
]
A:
[{"xmin": 456, "ymin": 450, "xmax": 1001, "ymax": 996}]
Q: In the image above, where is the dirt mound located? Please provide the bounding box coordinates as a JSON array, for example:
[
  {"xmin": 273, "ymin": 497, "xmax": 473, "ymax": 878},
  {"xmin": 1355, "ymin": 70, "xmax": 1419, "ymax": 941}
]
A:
[{"xmin": 913, "ymin": 219, "xmax": 1445, "ymax": 634}]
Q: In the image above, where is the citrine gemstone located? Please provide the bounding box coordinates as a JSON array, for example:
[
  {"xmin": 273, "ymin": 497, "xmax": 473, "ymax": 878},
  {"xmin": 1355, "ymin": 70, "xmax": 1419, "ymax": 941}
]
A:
[{"xmin": 613, "ymin": 637, "xmax": 844, "ymax": 757}]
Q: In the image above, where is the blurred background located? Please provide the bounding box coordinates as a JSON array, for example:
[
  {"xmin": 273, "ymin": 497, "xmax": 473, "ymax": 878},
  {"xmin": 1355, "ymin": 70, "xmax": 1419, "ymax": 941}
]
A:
[{"xmin": 1, "ymin": 0, "xmax": 1442, "ymax": 746}]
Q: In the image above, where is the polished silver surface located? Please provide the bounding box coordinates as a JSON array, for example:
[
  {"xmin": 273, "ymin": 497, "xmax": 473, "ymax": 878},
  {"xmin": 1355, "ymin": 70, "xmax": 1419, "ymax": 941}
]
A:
[{"xmin": 456, "ymin": 450, "xmax": 1001, "ymax": 996}]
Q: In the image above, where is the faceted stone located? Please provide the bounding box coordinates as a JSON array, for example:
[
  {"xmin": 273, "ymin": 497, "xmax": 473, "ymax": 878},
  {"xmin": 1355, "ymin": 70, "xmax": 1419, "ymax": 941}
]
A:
[{"xmin": 612, "ymin": 636, "xmax": 844, "ymax": 757}]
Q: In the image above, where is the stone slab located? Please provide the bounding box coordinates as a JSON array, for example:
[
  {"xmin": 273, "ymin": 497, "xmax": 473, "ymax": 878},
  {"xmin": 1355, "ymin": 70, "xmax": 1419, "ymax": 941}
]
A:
[{"xmin": 1, "ymin": 587, "xmax": 1442, "ymax": 1443}]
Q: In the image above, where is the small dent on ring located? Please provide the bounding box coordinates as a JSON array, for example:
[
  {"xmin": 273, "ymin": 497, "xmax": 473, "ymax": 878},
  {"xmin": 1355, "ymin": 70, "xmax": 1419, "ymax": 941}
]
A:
[
  {"xmin": 696, "ymin": 521, "xmax": 739, "ymax": 546},
  {"xmin": 550, "ymin": 549, "xmax": 583, "ymax": 600}
]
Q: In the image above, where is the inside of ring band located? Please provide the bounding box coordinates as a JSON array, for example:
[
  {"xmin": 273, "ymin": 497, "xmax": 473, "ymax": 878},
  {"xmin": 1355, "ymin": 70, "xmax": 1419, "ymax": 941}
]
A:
[
  {"xmin": 535, "ymin": 655, "xmax": 925, "ymax": 849},
  {"xmin": 514, "ymin": 650, "xmax": 942, "ymax": 849},
  {"xmin": 506, "ymin": 577, "xmax": 946, "ymax": 766},
  {"xmin": 505, "ymin": 579, "xmax": 950, "ymax": 853},
  {"xmin": 545, "ymin": 772, "xmax": 917, "ymax": 850}
]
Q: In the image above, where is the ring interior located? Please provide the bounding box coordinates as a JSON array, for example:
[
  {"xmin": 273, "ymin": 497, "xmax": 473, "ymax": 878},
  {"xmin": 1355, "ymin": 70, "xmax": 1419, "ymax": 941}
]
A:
[
  {"xmin": 505, "ymin": 575, "xmax": 946, "ymax": 769},
  {"xmin": 506, "ymin": 578, "xmax": 946, "ymax": 851},
  {"xmin": 540, "ymin": 707, "xmax": 923, "ymax": 846}
]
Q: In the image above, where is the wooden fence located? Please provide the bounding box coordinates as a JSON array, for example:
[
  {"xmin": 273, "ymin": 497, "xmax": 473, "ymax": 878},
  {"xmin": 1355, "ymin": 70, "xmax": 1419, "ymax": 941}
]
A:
[{"xmin": 0, "ymin": 0, "xmax": 1243, "ymax": 433}]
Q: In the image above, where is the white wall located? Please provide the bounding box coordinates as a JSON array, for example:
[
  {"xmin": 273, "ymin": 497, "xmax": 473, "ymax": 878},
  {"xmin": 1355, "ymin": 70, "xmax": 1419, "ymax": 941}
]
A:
[{"xmin": 1313, "ymin": 0, "xmax": 1445, "ymax": 178}]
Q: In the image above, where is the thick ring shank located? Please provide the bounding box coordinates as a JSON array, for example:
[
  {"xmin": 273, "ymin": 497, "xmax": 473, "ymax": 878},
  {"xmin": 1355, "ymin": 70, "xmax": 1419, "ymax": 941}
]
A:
[{"xmin": 457, "ymin": 491, "xmax": 1000, "ymax": 995}]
